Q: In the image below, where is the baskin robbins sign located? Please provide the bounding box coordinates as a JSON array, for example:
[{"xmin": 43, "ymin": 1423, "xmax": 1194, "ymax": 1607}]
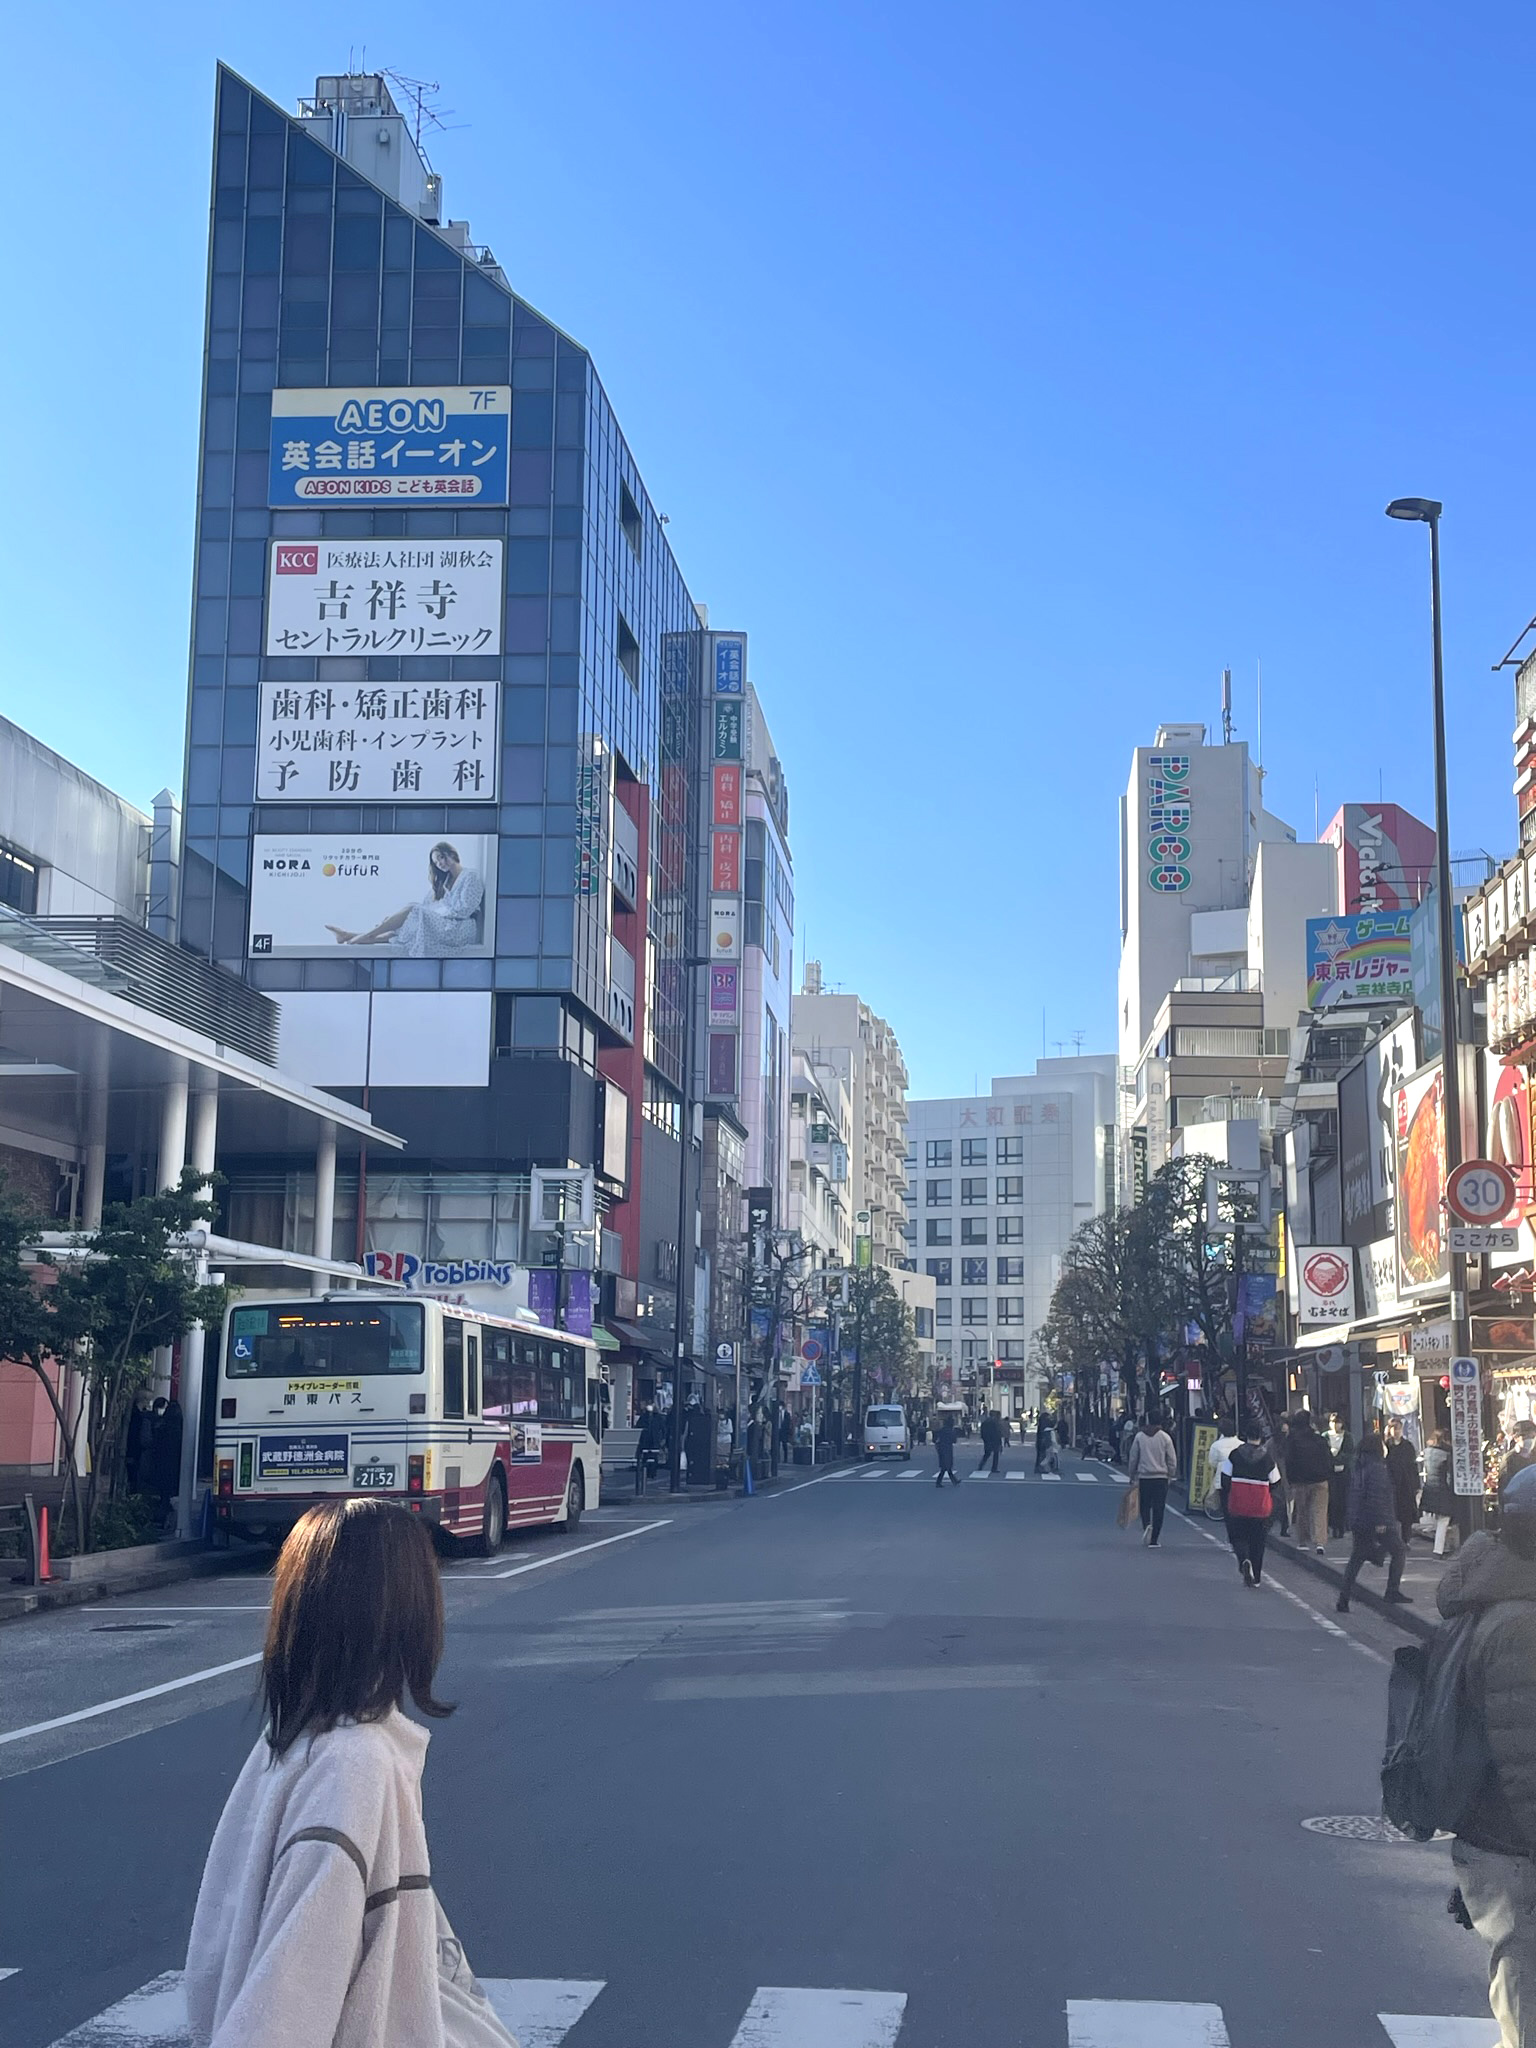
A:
[{"xmin": 365, "ymin": 1252, "xmax": 521, "ymax": 1300}]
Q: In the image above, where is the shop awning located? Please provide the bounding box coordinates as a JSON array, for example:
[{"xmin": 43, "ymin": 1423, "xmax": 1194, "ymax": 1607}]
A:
[
  {"xmin": 605, "ymin": 1317, "xmax": 672, "ymax": 1357},
  {"xmin": 589, "ymin": 1325, "xmax": 620, "ymax": 1353}
]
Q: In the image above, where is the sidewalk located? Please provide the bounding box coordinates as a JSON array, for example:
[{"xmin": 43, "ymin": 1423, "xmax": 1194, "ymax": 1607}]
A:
[
  {"xmin": 1267, "ymin": 1522, "xmax": 1449, "ymax": 1641},
  {"xmin": 1, "ymin": 1538, "xmax": 253, "ymax": 1623}
]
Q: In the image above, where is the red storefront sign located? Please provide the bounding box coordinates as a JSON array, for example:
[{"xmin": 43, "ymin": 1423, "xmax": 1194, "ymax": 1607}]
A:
[
  {"xmin": 712, "ymin": 830, "xmax": 740, "ymax": 892},
  {"xmin": 713, "ymin": 764, "xmax": 741, "ymax": 826}
]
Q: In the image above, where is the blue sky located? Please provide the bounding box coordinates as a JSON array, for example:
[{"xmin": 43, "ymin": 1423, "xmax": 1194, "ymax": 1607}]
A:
[{"xmin": 4, "ymin": 3, "xmax": 1535, "ymax": 1096}]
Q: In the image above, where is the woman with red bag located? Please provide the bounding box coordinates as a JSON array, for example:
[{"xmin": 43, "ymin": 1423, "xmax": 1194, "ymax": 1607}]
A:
[{"xmin": 1221, "ymin": 1417, "xmax": 1282, "ymax": 1588}]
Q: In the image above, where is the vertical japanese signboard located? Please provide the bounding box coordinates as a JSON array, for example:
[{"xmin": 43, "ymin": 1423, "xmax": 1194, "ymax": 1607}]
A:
[
  {"xmin": 713, "ymin": 765, "xmax": 741, "ymax": 825},
  {"xmin": 713, "ymin": 701, "xmax": 743, "ymax": 762},
  {"xmin": 714, "ymin": 637, "xmax": 745, "ymax": 693},
  {"xmin": 269, "ymin": 387, "xmax": 510, "ymax": 504},
  {"xmin": 709, "ymin": 965, "xmax": 738, "ymax": 1019},
  {"xmin": 708, "ymin": 1032, "xmax": 737, "ymax": 1096},
  {"xmin": 712, "ymin": 831, "xmax": 741, "ymax": 892},
  {"xmin": 1450, "ymin": 1356, "xmax": 1485, "ymax": 1496}
]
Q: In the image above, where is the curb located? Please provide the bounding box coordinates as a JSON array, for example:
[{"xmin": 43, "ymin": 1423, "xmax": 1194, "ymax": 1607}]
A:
[
  {"xmin": 607, "ymin": 1464, "xmax": 854, "ymax": 1509},
  {"xmin": 0, "ymin": 1546, "xmax": 260, "ymax": 1624},
  {"xmin": 1269, "ymin": 1535, "xmax": 1438, "ymax": 1642}
]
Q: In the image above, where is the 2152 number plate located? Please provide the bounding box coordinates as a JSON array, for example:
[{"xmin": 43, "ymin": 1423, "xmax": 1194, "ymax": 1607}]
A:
[{"xmin": 353, "ymin": 1463, "xmax": 396, "ymax": 1490}]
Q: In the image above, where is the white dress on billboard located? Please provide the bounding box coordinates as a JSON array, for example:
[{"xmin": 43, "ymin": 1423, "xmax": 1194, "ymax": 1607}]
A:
[{"xmin": 392, "ymin": 868, "xmax": 485, "ymax": 956}]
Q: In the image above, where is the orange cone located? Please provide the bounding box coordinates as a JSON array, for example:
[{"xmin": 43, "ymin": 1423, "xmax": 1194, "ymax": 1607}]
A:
[{"xmin": 37, "ymin": 1505, "xmax": 51, "ymax": 1582}]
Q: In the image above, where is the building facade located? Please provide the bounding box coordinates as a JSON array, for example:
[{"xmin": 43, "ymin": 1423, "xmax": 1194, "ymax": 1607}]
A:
[
  {"xmin": 171, "ymin": 67, "xmax": 774, "ymax": 1419},
  {"xmin": 791, "ymin": 967, "xmax": 909, "ymax": 1271},
  {"xmin": 905, "ymin": 1059, "xmax": 1116, "ymax": 1407}
]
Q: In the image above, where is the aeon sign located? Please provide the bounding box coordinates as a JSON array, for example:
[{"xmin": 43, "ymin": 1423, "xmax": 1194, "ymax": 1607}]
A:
[{"xmin": 1146, "ymin": 754, "xmax": 1192, "ymax": 894}]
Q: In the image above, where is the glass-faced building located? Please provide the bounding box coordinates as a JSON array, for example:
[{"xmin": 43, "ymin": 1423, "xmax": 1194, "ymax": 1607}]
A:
[{"xmin": 180, "ymin": 67, "xmax": 723, "ymax": 1398}]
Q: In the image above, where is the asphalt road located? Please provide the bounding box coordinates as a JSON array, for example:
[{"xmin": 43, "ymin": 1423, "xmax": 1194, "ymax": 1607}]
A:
[{"xmin": 0, "ymin": 1452, "xmax": 1499, "ymax": 2048}]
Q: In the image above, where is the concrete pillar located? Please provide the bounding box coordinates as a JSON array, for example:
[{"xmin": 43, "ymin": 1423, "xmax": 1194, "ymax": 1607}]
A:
[
  {"xmin": 82, "ymin": 1038, "xmax": 110, "ymax": 1230},
  {"xmin": 177, "ymin": 1074, "xmax": 220, "ymax": 1538},
  {"xmin": 311, "ymin": 1120, "xmax": 337, "ymax": 1296},
  {"xmin": 158, "ymin": 1059, "xmax": 189, "ymax": 1192}
]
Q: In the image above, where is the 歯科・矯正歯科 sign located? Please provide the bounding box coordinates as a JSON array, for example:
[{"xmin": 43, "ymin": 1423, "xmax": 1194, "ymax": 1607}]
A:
[{"xmin": 268, "ymin": 387, "xmax": 510, "ymax": 505}]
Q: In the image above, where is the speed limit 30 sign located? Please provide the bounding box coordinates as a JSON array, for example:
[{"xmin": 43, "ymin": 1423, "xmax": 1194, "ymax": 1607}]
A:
[{"xmin": 1446, "ymin": 1159, "xmax": 1517, "ymax": 1226}]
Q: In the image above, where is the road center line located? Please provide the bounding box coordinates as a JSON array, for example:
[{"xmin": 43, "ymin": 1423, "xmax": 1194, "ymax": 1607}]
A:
[
  {"xmin": 0, "ymin": 1654, "xmax": 264, "ymax": 1747},
  {"xmin": 477, "ymin": 1520, "xmax": 672, "ymax": 1579}
]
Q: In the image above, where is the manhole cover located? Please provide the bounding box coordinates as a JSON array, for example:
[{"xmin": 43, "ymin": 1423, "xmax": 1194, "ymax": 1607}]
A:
[
  {"xmin": 90, "ymin": 1623, "xmax": 174, "ymax": 1633},
  {"xmin": 1301, "ymin": 1814, "xmax": 1441, "ymax": 1842}
]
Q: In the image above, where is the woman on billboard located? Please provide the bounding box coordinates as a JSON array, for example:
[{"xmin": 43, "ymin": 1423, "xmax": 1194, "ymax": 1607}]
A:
[{"xmin": 326, "ymin": 841, "xmax": 485, "ymax": 956}]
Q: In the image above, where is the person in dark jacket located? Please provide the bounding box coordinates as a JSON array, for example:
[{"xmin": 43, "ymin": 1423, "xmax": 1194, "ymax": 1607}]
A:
[
  {"xmin": 1335, "ymin": 1431, "xmax": 1410, "ymax": 1611},
  {"xmin": 1325, "ymin": 1411, "xmax": 1355, "ymax": 1537},
  {"xmin": 145, "ymin": 1397, "xmax": 184, "ymax": 1525},
  {"xmin": 125, "ymin": 1392, "xmax": 155, "ymax": 1495},
  {"xmin": 977, "ymin": 1409, "xmax": 1004, "ymax": 1476},
  {"xmin": 1437, "ymin": 1463, "xmax": 1536, "ymax": 2048},
  {"xmin": 934, "ymin": 1414, "xmax": 960, "ymax": 1488},
  {"xmin": 1221, "ymin": 1419, "xmax": 1281, "ymax": 1587},
  {"xmin": 1384, "ymin": 1421, "xmax": 1421, "ymax": 1546},
  {"xmin": 1034, "ymin": 1413, "xmax": 1057, "ymax": 1476},
  {"xmin": 1284, "ymin": 1409, "xmax": 1334, "ymax": 1553}
]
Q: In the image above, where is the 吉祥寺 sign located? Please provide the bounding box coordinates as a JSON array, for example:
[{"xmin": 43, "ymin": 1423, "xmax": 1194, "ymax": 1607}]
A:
[
  {"xmin": 268, "ymin": 386, "xmax": 509, "ymax": 504},
  {"xmin": 264, "ymin": 539, "xmax": 503, "ymax": 659}
]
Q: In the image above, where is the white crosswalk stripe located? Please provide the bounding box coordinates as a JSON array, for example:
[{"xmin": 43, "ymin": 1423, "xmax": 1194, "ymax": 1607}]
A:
[
  {"xmin": 1074, "ymin": 1472, "xmax": 1100, "ymax": 1483},
  {"xmin": 31, "ymin": 1974, "xmax": 1498, "ymax": 2047}
]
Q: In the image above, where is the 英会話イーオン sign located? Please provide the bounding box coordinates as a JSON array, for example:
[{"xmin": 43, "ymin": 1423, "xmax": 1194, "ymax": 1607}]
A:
[{"xmin": 268, "ymin": 386, "xmax": 510, "ymax": 504}]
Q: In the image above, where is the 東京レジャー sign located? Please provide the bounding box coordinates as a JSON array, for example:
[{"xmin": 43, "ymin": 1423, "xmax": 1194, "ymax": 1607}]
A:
[
  {"xmin": 264, "ymin": 540, "xmax": 504, "ymax": 659},
  {"xmin": 1306, "ymin": 913, "xmax": 1414, "ymax": 1010},
  {"xmin": 268, "ymin": 387, "xmax": 509, "ymax": 504}
]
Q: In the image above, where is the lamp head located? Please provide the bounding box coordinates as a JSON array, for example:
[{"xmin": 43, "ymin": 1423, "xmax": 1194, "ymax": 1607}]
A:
[{"xmin": 1386, "ymin": 497, "xmax": 1443, "ymax": 523}]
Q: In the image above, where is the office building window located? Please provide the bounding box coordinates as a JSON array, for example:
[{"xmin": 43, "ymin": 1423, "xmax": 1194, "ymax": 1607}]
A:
[
  {"xmin": 996, "ymin": 1176, "xmax": 1024, "ymax": 1204},
  {"xmin": 961, "ymin": 1297, "xmax": 987, "ymax": 1326},
  {"xmin": 998, "ymin": 1340, "xmax": 1027, "ymax": 1364},
  {"xmin": 997, "ymin": 1297, "xmax": 1025, "ymax": 1324},
  {"xmin": 960, "ymin": 1177, "xmax": 987, "ymax": 1205},
  {"xmin": 925, "ymin": 1178, "xmax": 951, "ymax": 1206},
  {"xmin": 961, "ymin": 1257, "xmax": 988, "ymax": 1286},
  {"xmin": 936, "ymin": 1298, "xmax": 952, "ymax": 1327},
  {"xmin": 925, "ymin": 1219, "xmax": 952, "ymax": 1247},
  {"xmin": 996, "ymin": 1216, "xmax": 1023, "ymax": 1244},
  {"xmin": 935, "ymin": 1340, "xmax": 953, "ymax": 1367},
  {"xmin": 925, "ymin": 1258, "xmax": 952, "ymax": 1287},
  {"xmin": 619, "ymin": 480, "xmax": 643, "ymax": 557},
  {"xmin": 616, "ymin": 610, "xmax": 640, "ymax": 685},
  {"xmin": 997, "ymin": 1136, "xmax": 1024, "ymax": 1165},
  {"xmin": 997, "ymin": 1256, "xmax": 1024, "ymax": 1284},
  {"xmin": 925, "ymin": 1139, "xmax": 951, "ymax": 1168},
  {"xmin": 913, "ymin": 1308, "xmax": 934, "ymax": 1339},
  {"xmin": 961, "ymin": 1217, "xmax": 988, "ymax": 1245},
  {"xmin": 961, "ymin": 1138, "xmax": 987, "ymax": 1166},
  {"xmin": 0, "ymin": 844, "xmax": 40, "ymax": 915}
]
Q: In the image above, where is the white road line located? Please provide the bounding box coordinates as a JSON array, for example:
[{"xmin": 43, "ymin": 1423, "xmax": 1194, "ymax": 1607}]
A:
[
  {"xmin": 483, "ymin": 1520, "xmax": 671, "ymax": 1579},
  {"xmin": 44, "ymin": 1968, "xmax": 185, "ymax": 2045},
  {"xmin": 0, "ymin": 1968, "xmax": 18, "ymax": 1984},
  {"xmin": 1042, "ymin": 1472, "xmax": 1063, "ymax": 1482},
  {"xmin": 1378, "ymin": 2018, "xmax": 1499, "ymax": 2046},
  {"xmin": 655, "ymin": 1665, "xmax": 1041, "ymax": 1701},
  {"xmin": 0, "ymin": 1656, "xmax": 262, "ymax": 1749},
  {"xmin": 1074, "ymin": 1472, "xmax": 1099, "ymax": 1483},
  {"xmin": 765, "ymin": 1466, "xmax": 866, "ymax": 1497},
  {"xmin": 728, "ymin": 1986, "xmax": 907, "ymax": 2048},
  {"xmin": 483, "ymin": 1979, "xmax": 607, "ymax": 2047},
  {"xmin": 1067, "ymin": 1999, "xmax": 1230, "ymax": 2046},
  {"xmin": 79, "ymin": 1606, "xmax": 270, "ymax": 1614},
  {"xmin": 1164, "ymin": 1506, "xmax": 1389, "ymax": 1667}
]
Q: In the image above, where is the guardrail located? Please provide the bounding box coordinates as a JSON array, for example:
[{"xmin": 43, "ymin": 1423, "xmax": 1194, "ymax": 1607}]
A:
[{"xmin": 0, "ymin": 1494, "xmax": 45, "ymax": 1587}]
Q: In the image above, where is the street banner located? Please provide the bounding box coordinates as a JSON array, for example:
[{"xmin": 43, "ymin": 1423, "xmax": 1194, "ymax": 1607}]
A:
[
  {"xmin": 1188, "ymin": 1423, "xmax": 1218, "ymax": 1511},
  {"xmin": 1450, "ymin": 1356, "xmax": 1485, "ymax": 1497}
]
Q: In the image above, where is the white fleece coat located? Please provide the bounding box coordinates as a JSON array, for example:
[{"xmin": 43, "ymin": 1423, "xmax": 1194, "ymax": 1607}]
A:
[{"xmin": 186, "ymin": 1710, "xmax": 515, "ymax": 2048}]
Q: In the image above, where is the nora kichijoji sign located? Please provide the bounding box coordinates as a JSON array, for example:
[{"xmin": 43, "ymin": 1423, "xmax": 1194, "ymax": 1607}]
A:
[{"xmin": 1146, "ymin": 753, "xmax": 1192, "ymax": 893}]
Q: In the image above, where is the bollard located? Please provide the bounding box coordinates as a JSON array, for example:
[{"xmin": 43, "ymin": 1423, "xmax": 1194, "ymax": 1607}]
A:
[{"xmin": 37, "ymin": 1504, "xmax": 51, "ymax": 1583}]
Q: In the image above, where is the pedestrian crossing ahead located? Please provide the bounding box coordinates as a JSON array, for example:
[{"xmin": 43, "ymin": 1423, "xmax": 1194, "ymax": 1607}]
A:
[
  {"xmin": 844, "ymin": 1464, "xmax": 1128, "ymax": 1485},
  {"xmin": 27, "ymin": 1973, "xmax": 1498, "ymax": 2047}
]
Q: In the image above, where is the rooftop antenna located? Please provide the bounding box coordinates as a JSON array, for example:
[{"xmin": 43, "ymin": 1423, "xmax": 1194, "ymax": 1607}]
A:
[
  {"xmin": 1072, "ymin": 1030, "xmax": 1086, "ymax": 1054},
  {"xmin": 384, "ymin": 69, "xmax": 454, "ymax": 150},
  {"xmin": 1221, "ymin": 667, "xmax": 1234, "ymax": 745}
]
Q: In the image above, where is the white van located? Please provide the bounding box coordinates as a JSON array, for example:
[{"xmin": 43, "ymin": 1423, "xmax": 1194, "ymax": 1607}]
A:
[{"xmin": 863, "ymin": 1404, "xmax": 912, "ymax": 1460}]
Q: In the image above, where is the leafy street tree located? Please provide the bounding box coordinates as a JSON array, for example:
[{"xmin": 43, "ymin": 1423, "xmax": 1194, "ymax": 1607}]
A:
[
  {"xmin": 0, "ymin": 1170, "xmax": 229, "ymax": 1550},
  {"xmin": 848, "ymin": 1264, "xmax": 920, "ymax": 1409}
]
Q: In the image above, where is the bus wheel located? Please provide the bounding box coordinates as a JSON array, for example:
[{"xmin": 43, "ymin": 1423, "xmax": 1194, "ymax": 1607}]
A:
[
  {"xmin": 472, "ymin": 1472, "xmax": 506, "ymax": 1558},
  {"xmin": 564, "ymin": 1465, "xmax": 584, "ymax": 1533}
]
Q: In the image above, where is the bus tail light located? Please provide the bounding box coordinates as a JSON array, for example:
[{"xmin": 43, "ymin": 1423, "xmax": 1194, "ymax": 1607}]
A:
[
  {"xmin": 217, "ymin": 1458, "xmax": 235, "ymax": 1498},
  {"xmin": 408, "ymin": 1455, "xmax": 425, "ymax": 1496}
]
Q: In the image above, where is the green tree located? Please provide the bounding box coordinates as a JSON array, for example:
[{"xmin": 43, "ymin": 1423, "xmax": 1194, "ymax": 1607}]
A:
[
  {"xmin": 49, "ymin": 1170, "xmax": 229, "ymax": 1547},
  {"xmin": 849, "ymin": 1265, "xmax": 918, "ymax": 1406}
]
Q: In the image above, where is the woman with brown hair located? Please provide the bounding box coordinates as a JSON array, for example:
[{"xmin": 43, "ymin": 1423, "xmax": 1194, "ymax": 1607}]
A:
[{"xmin": 185, "ymin": 1499, "xmax": 515, "ymax": 2048}]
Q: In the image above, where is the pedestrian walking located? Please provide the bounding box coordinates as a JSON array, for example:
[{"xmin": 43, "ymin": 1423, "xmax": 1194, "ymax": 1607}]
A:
[
  {"xmin": 1336, "ymin": 1431, "xmax": 1412, "ymax": 1612},
  {"xmin": 1284, "ymin": 1408, "xmax": 1334, "ymax": 1554},
  {"xmin": 777, "ymin": 1407, "xmax": 795, "ymax": 1467},
  {"xmin": 1034, "ymin": 1413, "xmax": 1056, "ymax": 1476},
  {"xmin": 146, "ymin": 1397, "xmax": 183, "ymax": 1528},
  {"xmin": 1221, "ymin": 1419, "xmax": 1281, "ymax": 1588},
  {"xmin": 977, "ymin": 1409, "xmax": 1004, "ymax": 1475},
  {"xmin": 185, "ymin": 1499, "xmax": 515, "ymax": 2048},
  {"xmin": 1385, "ymin": 1420, "xmax": 1422, "ymax": 1547},
  {"xmin": 125, "ymin": 1391, "xmax": 154, "ymax": 1495},
  {"xmin": 1127, "ymin": 1409, "xmax": 1178, "ymax": 1547},
  {"xmin": 934, "ymin": 1413, "xmax": 961, "ymax": 1488},
  {"xmin": 1432, "ymin": 1463, "xmax": 1536, "ymax": 2048},
  {"xmin": 1500, "ymin": 1418, "xmax": 1536, "ymax": 1492},
  {"xmin": 1325, "ymin": 1411, "xmax": 1356, "ymax": 1538}
]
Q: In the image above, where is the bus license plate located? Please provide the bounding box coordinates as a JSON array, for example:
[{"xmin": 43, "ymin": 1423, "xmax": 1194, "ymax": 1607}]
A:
[{"xmin": 353, "ymin": 1462, "xmax": 396, "ymax": 1490}]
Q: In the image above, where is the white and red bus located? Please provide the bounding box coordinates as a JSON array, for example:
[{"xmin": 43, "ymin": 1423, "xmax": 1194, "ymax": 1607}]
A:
[{"xmin": 213, "ymin": 1295, "xmax": 603, "ymax": 1552}]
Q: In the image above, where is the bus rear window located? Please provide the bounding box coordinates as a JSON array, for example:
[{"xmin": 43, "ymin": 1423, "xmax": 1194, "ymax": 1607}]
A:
[{"xmin": 226, "ymin": 1303, "xmax": 424, "ymax": 1379}]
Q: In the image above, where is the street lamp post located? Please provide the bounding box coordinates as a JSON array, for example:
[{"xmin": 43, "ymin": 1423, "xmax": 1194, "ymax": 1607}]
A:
[
  {"xmin": 669, "ymin": 953, "xmax": 712, "ymax": 1494},
  {"xmin": 1386, "ymin": 499, "xmax": 1476, "ymax": 1455}
]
